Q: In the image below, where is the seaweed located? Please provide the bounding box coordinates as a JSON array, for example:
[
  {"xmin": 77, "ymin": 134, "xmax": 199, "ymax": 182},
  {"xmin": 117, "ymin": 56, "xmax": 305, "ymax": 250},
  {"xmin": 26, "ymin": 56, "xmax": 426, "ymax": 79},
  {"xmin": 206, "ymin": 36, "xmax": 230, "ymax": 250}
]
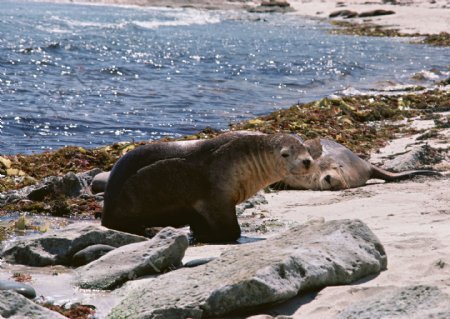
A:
[{"xmin": 329, "ymin": 21, "xmax": 450, "ymax": 47}]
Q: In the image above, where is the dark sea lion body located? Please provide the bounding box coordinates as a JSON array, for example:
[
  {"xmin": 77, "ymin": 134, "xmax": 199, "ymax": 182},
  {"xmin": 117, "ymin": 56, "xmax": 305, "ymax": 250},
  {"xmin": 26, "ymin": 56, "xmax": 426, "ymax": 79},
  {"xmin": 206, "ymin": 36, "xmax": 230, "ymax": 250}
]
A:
[
  {"xmin": 282, "ymin": 138, "xmax": 441, "ymax": 190},
  {"xmin": 102, "ymin": 132, "xmax": 314, "ymax": 242}
]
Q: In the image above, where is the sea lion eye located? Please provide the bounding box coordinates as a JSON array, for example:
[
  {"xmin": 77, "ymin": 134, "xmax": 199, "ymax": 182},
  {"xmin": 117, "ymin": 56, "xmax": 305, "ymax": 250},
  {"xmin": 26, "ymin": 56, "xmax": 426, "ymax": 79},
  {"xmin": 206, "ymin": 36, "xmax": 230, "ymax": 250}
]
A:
[{"xmin": 281, "ymin": 153, "xmax": 290, "ymax": 158}]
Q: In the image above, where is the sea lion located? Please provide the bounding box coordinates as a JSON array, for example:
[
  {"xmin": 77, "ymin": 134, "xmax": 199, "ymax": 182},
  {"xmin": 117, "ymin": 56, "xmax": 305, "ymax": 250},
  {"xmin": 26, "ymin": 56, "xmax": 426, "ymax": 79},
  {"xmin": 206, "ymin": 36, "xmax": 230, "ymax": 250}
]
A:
[
  {"xmin": 281, "ymin": 138, "xmax": 441, "ymax": 190},
  {"xmin": 102, "ymin": 132, "xmax": 317, "ymax": 242}
]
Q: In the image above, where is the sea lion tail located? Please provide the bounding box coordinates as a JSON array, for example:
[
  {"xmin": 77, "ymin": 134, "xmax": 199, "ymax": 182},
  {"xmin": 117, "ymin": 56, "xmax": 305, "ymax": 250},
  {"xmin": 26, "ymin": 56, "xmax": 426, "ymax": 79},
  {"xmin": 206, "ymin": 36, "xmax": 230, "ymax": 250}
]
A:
[{"xmin": 370, "ymin": 165, "xmax": 442, "ymax": 182}]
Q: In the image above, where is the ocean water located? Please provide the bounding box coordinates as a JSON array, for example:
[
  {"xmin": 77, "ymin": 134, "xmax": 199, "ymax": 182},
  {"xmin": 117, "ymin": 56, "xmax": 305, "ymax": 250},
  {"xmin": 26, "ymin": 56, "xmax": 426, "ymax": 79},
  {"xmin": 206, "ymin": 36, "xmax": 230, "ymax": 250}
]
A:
[{"xmin": 0, "ymin": 0, "xmax": 449, "ymax": 154}]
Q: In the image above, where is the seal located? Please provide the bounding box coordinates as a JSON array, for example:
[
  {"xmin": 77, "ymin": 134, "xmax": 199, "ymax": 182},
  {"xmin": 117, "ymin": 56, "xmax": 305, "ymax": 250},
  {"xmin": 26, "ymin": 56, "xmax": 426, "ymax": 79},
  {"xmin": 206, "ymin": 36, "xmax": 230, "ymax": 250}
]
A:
[
  {"xmin": 102, "ymin": 132, "xmax": 317, "ymax": 242},
  {"xmin": 281, "ymin": 138, "xmax": 441, "ymax": 190}
]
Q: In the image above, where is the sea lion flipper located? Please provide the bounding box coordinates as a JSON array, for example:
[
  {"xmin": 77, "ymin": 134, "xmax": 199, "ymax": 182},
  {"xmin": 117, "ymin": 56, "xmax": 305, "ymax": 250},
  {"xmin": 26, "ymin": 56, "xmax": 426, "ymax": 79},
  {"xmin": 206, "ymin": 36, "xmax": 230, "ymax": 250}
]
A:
[
  {"xmin": 370, "ymin": 165, "xmax": 442, "ymax": 182},
  {"xmin": 191, "ymin": 198, "xmax": 240, "ymax": 243}
]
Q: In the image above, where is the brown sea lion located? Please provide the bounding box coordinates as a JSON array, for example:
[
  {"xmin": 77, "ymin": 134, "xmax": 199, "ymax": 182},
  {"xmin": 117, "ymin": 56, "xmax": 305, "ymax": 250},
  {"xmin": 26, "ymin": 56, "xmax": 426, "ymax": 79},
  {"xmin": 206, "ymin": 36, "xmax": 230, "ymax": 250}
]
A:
[
  {"xmin": 102, "ymin": 132, "xmax": 317, "ymax": 242},
  {"xmin": 281, "ymin": 138, "xmax": 441, "ymax": 190}
]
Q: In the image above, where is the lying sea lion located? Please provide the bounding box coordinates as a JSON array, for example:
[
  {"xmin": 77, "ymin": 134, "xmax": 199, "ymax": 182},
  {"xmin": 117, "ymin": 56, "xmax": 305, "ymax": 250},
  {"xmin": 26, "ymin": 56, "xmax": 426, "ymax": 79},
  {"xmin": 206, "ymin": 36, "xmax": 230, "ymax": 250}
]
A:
[
  {"xmin": 281, "ymin": 138, "xmax": 441, "ymax": 190},
  {"xmin": 102, "ymin": 132, "xmax": 317, "ymax": 242}
]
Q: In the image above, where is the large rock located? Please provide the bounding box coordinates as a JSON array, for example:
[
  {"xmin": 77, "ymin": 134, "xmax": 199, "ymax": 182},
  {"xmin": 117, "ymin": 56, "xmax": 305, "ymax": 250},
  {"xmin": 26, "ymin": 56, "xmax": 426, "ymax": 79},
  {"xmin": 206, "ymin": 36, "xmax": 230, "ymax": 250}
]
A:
[
  {"xmin": 383, "ymin": 144, "xmax": 443, "ymax": 172},
  {"xmin": 1, "ymin": 223, "xmax": 147, "ymax": 266},
  {"xmin": 0, "ymin": 290, "xmax": 66, "ymax": 319},
  {"xmin": 76, "ymin": 227, "xmax": 189, "ymax": 290},
  {"xmin": 333, "ymin": 285, "xmax": 450, "ymax": 319},
  {"xmin": 108, "ymin": 219, "xmax": 387, "ymax": 319}
]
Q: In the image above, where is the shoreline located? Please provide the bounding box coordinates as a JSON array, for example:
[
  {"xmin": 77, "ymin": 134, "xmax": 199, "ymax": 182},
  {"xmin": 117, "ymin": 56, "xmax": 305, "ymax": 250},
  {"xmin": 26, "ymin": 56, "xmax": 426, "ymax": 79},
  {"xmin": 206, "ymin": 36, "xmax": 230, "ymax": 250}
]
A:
[{"xmin": 28, "ymin": 0, "xmax": 450, "ymax": 38}]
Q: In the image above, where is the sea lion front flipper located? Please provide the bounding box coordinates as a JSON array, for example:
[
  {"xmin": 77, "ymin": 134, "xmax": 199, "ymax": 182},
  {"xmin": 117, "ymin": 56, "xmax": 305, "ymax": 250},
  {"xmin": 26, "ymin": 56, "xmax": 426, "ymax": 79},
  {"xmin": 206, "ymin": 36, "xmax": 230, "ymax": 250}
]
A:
[{"xmin": 190, "ymin": 198, "xmax": 240, "ymax": 243}]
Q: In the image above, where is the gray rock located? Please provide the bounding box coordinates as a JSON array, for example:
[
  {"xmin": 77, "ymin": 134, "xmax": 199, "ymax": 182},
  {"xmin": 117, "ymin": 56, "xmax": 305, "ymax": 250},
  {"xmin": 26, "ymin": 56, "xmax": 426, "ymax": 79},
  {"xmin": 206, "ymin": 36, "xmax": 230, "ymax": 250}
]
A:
[
  {"xmin": 0, "ymin": 169, "xmax": 102, "ymax": 206},
  {"xmin": 71, "ymin": 244, "xmax": 116, "ymax": 267},
  {"xmin": 383, "ymin": 144, "xmax": 444, "ymax": 172},
  {"xmin": 91, "ymin": 171, "xmax": 110, "ymax": 194},
  {"xmin": 333, "ymin": 285, "xmax": 450, "ymax": 319},
  {"xmin": 0, "ymin": 279, "xmax": 36, "ymax": 299},
  {"xmin": 236, "ymin": 192, "xmax": 268, "ymax": 215},
  {"xmin": 76, "ymin": 227, "xmax": 189, "ymax": 290},
  {"xmin": 1, "ymin": 223, "xmax": 147, "ymax": 266},
  {"xmin": 329, "ymin": 10, "xmax": 358, "ymax": 18},
  {"xmin": 358, "ymin": 9, "xmax": 395, "ymax": 17},
  {"xmin": 0, "ymin": 290, "xmax": 66, "ymax": 319},
  {"xmin": 108, "ymin": 219, "xmax": 387, "ymax": 319}
]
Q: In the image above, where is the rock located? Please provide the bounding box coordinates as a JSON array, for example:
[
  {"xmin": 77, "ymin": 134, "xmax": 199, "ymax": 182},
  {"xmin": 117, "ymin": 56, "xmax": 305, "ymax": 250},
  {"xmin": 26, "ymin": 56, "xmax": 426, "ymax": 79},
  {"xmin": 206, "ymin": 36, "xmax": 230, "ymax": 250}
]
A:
[
  {"xmin": 91, "ymin": 171, "xmax": 110, "ymax": 194},
  {"xmin": 71, "ymin": 244, "xmax": 116, "ymax": 267},
  {"xmin": 0, "ymin": 290, "xmax": 66, "ymax": 318},
  {"xmin": 329, "ymin": 10, "xmax": 358, "ymax": 18},
  {"xmin": 0, "ymin": 279, "xmax": 37, "ymax": 299},
  {"xmin": 0, "ymin": 156, "xmax": 12, "ymax": 169},
  {"xmin": 260, "ymin": 0, "xmax": 290, "ymax": 7},
  {"xmin": 236, "ymin": 192, "xmax": 268, "ymax": 215},
  {"xmin": 184, "ymin": 257, "xmax": 216, "ymax": 268},
  {"xmin": 76, "ymin": 227, "xmax": 189, "ymax": 290},
  {"xmin": 0, "ymin": 169, "xmax": 102, "ymax": 206},
  {"xmin": 6, "ymin": 168, "xmax": 26, "ymax": 176},
  {"xmin": 333, "ymin": 285, "xmax": 450, "ymax": 319},
  {"xmin": 108, "ymin": 219, "xmax": 386, "ymax": 318},
  {"xmin": 383, "ymin": 144, "xmax": 444, "ymax": 172},
  {"xmin": 248, "ymin": 0, "xmax": 294, "ymax": 13},
  {"xmin": 358, "ymin": 9, "xmax": 395, "ymax": 17},
  {"xmin": 1, "ymin": 223, "xmax": 147, "ymax": 266}
]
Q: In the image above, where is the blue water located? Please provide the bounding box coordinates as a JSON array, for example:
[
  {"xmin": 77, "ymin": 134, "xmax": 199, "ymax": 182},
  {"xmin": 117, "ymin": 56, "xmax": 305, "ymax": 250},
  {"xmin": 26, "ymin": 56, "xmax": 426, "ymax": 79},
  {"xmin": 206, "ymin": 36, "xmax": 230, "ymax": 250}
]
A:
[{"xmin": 1, "ymin": 1, "xmax": 449, "ymax": 154}]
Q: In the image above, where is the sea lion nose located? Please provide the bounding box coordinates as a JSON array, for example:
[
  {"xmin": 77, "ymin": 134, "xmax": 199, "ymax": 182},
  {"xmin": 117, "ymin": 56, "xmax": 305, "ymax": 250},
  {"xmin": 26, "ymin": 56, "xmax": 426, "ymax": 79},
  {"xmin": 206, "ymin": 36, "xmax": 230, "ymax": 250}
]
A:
[
  {"xmin": 302, "ymin": 159, "xmax": 311, "ymax": 169},
  {"xmin": 324, "ymin": 175, "xmax": 331, "ymax": 184}
]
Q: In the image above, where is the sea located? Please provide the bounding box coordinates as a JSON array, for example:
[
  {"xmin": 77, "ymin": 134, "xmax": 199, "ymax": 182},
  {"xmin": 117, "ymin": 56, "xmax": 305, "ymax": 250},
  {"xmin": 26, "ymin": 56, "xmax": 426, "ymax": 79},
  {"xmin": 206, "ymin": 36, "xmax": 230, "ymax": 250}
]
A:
[{"xmin": 1, "ymin": 0, "xmax": 449, "ymax": 154}]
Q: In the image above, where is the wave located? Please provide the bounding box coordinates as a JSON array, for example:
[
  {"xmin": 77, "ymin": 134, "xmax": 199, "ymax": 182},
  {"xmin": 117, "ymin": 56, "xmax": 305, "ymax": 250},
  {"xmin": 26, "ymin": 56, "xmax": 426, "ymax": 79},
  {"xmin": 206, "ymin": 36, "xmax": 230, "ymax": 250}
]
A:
[{"xmin": 131, "ymin": 10, "xmax": 222, "ymax": 29}]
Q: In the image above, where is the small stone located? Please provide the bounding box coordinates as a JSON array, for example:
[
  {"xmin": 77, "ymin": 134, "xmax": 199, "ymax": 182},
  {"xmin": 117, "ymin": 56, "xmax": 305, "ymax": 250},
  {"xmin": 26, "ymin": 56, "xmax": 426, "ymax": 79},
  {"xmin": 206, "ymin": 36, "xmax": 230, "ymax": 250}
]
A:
[
  {"xmin": 91, "ymin": 171, "xmax": 110, "ymax": 194},
  {"xmin": 184, "ymin": 257, "xmax": 216, "ymax": 268},
  {"xmin": 0, "ymin": 279, "xmax": 36, "ymax": 299},
  {"xmin": 72, "ymin": 244, "xmax": 116, "ymax": 267},
  {"xmin": 6, "ymin": 168, "xmax": 26, "ymax": 176},
  {"xmin": 0, "ymin": 156, "xmax": 12, "ymax": 169}
]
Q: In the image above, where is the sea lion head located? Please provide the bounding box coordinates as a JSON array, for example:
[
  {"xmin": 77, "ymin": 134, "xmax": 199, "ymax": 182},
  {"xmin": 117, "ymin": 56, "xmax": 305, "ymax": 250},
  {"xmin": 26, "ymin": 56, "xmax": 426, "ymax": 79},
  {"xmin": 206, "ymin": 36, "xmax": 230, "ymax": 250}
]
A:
[
  {"xmin": 317, "ymin": 156, "xmax": 349, "ymax": 190},
  {"xmin": 274, "ymin": 134, "xmax": 322, "ymax": 177}
]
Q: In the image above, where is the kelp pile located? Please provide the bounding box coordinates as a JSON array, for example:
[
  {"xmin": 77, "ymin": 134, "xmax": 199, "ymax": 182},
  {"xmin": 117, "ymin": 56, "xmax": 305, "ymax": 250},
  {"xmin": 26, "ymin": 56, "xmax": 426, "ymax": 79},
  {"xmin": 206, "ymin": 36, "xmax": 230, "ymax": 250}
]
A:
[
  {"xmin": 231, "ymin": 89, "xmax": 450, "ymax": 155},
  {"xmin": 330, "ymin": 21, "xmax": 450, "ymax": 47}
]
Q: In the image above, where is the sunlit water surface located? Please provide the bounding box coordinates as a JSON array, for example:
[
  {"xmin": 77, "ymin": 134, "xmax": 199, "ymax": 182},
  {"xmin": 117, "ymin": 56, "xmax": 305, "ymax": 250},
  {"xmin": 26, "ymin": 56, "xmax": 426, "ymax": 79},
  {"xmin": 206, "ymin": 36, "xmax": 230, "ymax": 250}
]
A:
[{"xmin": 1, "ymin": 0, "xmax": 449, "ymax": 154}]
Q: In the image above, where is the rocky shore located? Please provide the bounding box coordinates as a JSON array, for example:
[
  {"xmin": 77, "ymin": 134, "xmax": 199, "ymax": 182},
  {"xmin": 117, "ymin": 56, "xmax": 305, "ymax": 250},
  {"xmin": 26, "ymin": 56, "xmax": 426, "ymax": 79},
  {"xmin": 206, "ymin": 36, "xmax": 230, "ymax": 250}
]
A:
[
  {"xmin": 0, "ymin": 85, "xmax": 449, "ymax": 318},
  {"xmin": 0, "ymin": 1, "xmax": 449, "ymax": 318}
]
